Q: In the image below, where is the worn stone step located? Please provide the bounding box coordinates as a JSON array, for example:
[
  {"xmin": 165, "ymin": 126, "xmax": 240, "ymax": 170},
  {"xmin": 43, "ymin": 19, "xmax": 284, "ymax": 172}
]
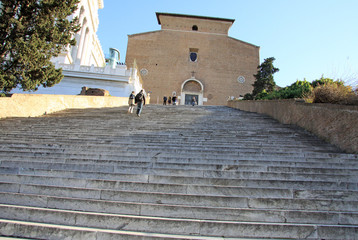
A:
[
  {"xmin": 1, "ymin": 160, "xmax": 357, "ymax": 182},
  {"xmin": 2, "ymin": 167, "xmax": 357, "ymax": 190},
  {"xmin": 0, "ymin": 172, "xmax": 357, "ymax": 196},
  {"xmin": 1, "ymin": 180, "xmax": 358, "ymax": 203},
  {"xmin": 0, "ymin": 219, "xmax": 238, "ymax": 240},
  {"xmin": 1, "ymin": 205, "xmax": 358, "ymax": 239},
  {"xmin": 2, "ymin": 149, "xmax": 358, "ymax": 167},
  {"xmin": 0, "ymin": 105, "xmax": 356, "ymax": 239},
  {"xmin": 1, "ymin": 167, "xmax": 357, "ymax": 188},
  {"xmin": 1, "ymin": 192, "xmax": 357, "ymax": 225},
  {"xmin": 2, "ymin": 218, "xmax": 340, "ymax": 240},
  {"xmin": 4, "ymin": 156, "xmax": 358, "ymax": 176},
  {"xmin": 3, "ymin": 153, "xmax": 358, "ymax": 172},
  {"xmin": 2, "ymin": 188, "xmax": 358, "ymax": 213}
]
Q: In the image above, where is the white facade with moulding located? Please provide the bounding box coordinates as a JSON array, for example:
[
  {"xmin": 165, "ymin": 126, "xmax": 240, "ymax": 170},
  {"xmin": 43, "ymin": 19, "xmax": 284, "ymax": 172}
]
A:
[
  {"xmin": 12, "ymin": 0, "xmax": 143, "ymax": 97},
  {"xmin": 52, "ymin": 0, "xmax": 106, "ymax": 67}
]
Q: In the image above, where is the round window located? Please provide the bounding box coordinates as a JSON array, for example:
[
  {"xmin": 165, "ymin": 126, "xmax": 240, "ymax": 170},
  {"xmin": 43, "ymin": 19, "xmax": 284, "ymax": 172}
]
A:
[
  {"xmin": 237, "ymin": 76, "xmax": 245, "ymax": 83},
  {"xmin": 140, "ymin": 68, "xmax": 148, "ymax": 76}
]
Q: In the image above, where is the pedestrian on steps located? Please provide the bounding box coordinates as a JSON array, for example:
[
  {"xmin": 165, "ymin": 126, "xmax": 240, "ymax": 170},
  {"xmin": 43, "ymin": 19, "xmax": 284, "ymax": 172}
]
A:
[
  {"xmin": 163, "ymin": 96, "xmax": 167, "ymax": 105},
  {"xmin": 135, "ymin": 90, "xmax": 146, "ymax": 117},
  {"xmin": 172, "ymin": 95, "xmax": 177, "ymax": 105},
  {"xmin": 128, "ymin": 91, "xmax": 135, "ymax": 113},
  {"xmin": 168, "ymin": 96, "xmax": 172, "ymax": 105},
  {"xmin": 191, "ymin": 96, "xmax": 197, "ymax": 106}
]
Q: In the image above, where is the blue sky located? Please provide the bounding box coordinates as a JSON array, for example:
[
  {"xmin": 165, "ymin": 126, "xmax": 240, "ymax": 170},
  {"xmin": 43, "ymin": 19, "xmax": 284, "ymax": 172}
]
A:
[{"xmin": 97, "ymin": 0, "xmax": 358, "ymax": 88}]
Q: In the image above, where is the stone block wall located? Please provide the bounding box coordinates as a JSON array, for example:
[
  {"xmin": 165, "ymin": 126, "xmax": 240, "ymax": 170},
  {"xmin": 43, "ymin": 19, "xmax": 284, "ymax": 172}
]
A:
[
  {"xmin": 0, "ymin": 94, "xmax": 128, "ymax": 119},
  {"xmin": 228, "ymin": 99, "xmax": 358, "ymax": 154}
]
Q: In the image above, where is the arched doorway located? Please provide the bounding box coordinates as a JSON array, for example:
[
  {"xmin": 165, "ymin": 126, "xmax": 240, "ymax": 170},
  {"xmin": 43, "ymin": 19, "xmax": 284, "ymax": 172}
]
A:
[{"xmin": 180, "ymin": 78, "xmax": 204, "ymax": 105}]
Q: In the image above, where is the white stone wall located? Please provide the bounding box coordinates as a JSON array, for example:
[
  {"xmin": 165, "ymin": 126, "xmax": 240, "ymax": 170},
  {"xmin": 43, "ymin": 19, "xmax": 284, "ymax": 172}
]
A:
[{"xmin": 11, "ymin": 62, "xmax": 143, "ymax": 97}]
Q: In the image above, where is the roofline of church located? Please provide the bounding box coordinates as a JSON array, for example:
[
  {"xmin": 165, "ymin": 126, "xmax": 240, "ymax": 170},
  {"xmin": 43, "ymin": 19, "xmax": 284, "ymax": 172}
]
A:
[
  {"xmin": 228, "ymin": 36, "xmax": 260, "ymax": 49},
  {"xmin": 156, "ymin": 12, "xmax": 235, "ymax": 25}
]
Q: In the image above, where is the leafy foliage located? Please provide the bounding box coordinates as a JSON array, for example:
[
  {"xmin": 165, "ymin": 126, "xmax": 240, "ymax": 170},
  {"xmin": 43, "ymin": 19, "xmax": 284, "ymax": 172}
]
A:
[
  {"xmin": 256, "ymin": 80, "xmax": 313, "ymax": 100},
  {"xmin": 249, "ymin": 75, "xmax": 358, "ymax": 105},
  {"xmin": 0, "ymin": 0, "xmax": 80, "ymax": 93},
  {"xmin": 252, "ymin": 57, "xmax": 279, "ymax": 97}
]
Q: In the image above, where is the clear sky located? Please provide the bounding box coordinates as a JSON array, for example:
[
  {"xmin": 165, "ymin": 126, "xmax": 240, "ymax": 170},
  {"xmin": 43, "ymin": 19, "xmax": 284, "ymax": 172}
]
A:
[{"xmin": 97, "ymin": 0, "xmax": 358, "ymax": 88}]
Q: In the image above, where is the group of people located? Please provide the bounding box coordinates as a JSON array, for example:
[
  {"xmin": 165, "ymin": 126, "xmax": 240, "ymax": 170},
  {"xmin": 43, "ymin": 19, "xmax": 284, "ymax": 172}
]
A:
[
  {"xmin": 128, "ymin": 91, "xmax": 198, "ymax": 117},
  {"xmin": 128, "ymin": 90, "xmax": 145, "ymax": 117},
  {"xmin": 162, "ymin": 95, "xmax": 178, "ymax": 105},
  {"xmin": 163, "ymin": 95, "xmax": 197, "ymax": 106}
]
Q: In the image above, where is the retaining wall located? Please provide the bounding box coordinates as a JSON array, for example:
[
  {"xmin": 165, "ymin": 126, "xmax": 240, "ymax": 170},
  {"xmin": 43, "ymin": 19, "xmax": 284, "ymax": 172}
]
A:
[
  {"xmin": 228, "ymin": 99, "xmax": 358, "ymax": 154},
  {"xmin": 0, "ymin": 94, "xmax": 129, "ymax": 119}
]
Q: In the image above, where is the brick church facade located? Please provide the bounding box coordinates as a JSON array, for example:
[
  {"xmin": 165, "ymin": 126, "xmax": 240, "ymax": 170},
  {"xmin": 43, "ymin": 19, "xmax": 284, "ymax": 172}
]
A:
[{"xmin": 125, "ymin": 13, "xmax": 260, "ymax": 105}]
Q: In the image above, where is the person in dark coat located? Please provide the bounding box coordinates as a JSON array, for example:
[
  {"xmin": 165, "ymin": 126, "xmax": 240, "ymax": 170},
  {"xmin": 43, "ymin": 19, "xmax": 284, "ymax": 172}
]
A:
[{"xmin": 135, "ymin": 90, "xmax": 146, "ymax": 117}]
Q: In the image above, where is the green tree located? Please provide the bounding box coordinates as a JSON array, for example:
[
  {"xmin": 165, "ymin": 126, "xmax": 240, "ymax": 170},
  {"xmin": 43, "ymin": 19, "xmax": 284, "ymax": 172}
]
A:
[
  {"xmin": 252, "ymin": 57, "xmax": 279, "ymax": 98},
  {"xmin": 0, "ymin": 0, "xmax": 80, "ymax": 93}
]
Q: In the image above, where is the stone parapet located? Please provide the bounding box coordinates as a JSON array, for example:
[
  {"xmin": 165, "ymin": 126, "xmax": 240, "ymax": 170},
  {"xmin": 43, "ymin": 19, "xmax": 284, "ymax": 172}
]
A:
[
  {"xmin": 228, "ymin": 99, "xmax": 358, "ymax": 154},
  {"xmin": 0, "ymin": 94, "xmax": 128, "ymax": 119}
]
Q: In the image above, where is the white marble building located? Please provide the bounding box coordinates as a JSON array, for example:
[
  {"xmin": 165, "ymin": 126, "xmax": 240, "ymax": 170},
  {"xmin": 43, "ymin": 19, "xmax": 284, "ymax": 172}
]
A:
[
  {"xmin": 12, "ymin": 0, "xmax": 143, "ymax": 97},
  {"xmin": 52, "ymin": 0, "xmax": 105, "ymax": 67}
]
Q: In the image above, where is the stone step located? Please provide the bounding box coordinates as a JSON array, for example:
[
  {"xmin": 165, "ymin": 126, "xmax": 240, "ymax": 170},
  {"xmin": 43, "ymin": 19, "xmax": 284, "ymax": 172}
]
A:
[
  {"xmin": 0, "ymin": 105, "xmax": 356, "ymax": 239},
  {"xmin": 2, "ymin": 148, "xmax": 357, "ymax": 166},
  {"xmin": 0, "ymin": 142, "xmax": 332, "ymax": 157},
  {"xmin": 2, "ymin": 154, "xmax": 358, "ymax": 175},
  {"xmin": 2, "ymin": 156, "xmax": 357, "ymax": 175},
  {"xmin": 1, "ymin": 171, "xmax": 357, "ymax": 193},
  {"xmin": 1, "ymin": 160, "xmax": 358, "ymax": 182},
  {"xmin": 1, "ymin": 192, "xmax": 357, "ymax": 225},
  {"xmin": 1, "ymin": 170, "xmax": 357, "ymax": 191},
  {"xmin": 0, "ymin": 170, "xmax": 357, "ymax": 195},
  {"xmin": 0, "ymin": 219, "xmax": 235, "ymax": 240},
  {"xmin": 1, "ymin": 205, "xmax": 357, "ymax": 239},
  {"xmin": 0, "ymin": 138, "xmax": 353, "ymax": 158},
  {"xmin": 1, "ymin": 180, "xmax": 358, "ymax": 203},
  {"xmin": 2, "ymin": 190, "xmax": 358, "ymax": 213},
  {"xmin": 0, "ymin": 142, "xmax": 326, "ymax": 157},
  {"xmin": 3, "ymin": 153, "xmax": 358, "ymax": 172}
]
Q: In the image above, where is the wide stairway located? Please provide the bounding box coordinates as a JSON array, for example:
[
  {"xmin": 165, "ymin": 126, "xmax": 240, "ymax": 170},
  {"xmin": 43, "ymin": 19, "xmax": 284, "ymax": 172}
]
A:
[{"xmin": 0, "ymin": 105, "xmax": 357, "ymax": 239}]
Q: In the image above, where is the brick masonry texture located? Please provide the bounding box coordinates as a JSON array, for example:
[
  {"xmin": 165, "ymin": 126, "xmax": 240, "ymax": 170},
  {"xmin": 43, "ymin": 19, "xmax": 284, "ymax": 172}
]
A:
[{"xmin": 125, "ymin": 13, "xmax": 260, "ymax": 105}]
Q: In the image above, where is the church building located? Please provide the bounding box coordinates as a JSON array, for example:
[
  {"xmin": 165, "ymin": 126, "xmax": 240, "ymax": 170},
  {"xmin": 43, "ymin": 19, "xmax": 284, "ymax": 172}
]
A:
[{"xmin": 125, "ymin": 12, "xmax": 260, "ymax": 105}]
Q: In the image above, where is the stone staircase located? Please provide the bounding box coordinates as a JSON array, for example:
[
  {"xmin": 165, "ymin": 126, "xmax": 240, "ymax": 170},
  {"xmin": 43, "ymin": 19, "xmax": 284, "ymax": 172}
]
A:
[{"xmin": 0, "ymin": 105, "xmax": 357, "ymax": 239}]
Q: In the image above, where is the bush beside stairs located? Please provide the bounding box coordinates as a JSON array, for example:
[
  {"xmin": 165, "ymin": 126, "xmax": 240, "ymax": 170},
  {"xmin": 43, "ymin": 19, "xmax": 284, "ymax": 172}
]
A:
[{"xmin": 0, "ymin": 105, "xmax": 357, "ymax": 239}]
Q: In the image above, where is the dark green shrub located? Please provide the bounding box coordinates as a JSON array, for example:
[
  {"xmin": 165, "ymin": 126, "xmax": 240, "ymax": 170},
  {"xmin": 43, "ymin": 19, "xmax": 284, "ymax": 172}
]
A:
[{"xmin": 243, "ymin": 93, "xmax": 254, "ymax": 100}]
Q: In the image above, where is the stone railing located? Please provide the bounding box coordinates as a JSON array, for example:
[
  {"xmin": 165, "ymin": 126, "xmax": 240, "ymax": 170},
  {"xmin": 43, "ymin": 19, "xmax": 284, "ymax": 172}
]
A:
[
  {"xmin": 0, "ymin": 94, "xmax": 129, "ymax": 119},
  {"xmin": 228, "ymin": 99, "xmax": 358, "ymax": 154}
]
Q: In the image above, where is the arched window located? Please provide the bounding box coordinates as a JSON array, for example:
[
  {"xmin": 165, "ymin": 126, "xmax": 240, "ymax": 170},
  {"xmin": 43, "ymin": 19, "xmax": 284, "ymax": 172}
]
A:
[{"xmin": 192, "ymin": 25, "xmax": 198, "ymax": 31}]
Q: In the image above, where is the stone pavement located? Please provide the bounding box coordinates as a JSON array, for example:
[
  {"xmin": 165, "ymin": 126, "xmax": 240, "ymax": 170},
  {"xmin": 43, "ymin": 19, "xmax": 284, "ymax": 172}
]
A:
[{"xmin": 0, "ymin": 105, "xmax": 357, "ymax": 239}]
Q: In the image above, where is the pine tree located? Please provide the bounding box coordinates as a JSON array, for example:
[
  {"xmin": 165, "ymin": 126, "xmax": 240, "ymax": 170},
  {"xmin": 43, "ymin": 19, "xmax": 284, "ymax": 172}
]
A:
[
  {"xmin": 0, "ymin": 0, "xmax": 80, "ymax": 93},
  {"xmin": 252, "ymin": 57, "xmax": 279, "ymax": 98}
]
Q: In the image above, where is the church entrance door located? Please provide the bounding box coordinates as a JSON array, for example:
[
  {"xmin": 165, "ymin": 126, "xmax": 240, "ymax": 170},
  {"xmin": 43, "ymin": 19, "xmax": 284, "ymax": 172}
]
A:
[
  {"xmin": 181, "ymin": 78, "xmax": 204, "ymax": 105},
  {"xmin": 185, "ymin": 94, "xmax": 199, "ymax": 105}
]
